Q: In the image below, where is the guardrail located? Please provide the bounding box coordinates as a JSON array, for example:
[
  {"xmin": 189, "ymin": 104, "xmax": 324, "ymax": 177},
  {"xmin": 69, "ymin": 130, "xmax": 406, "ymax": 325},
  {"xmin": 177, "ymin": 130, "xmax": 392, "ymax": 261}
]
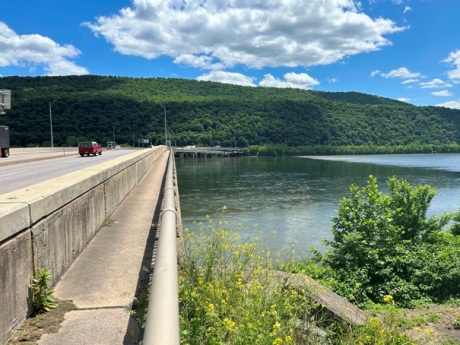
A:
[{"xmin": 143, "ymin": 149, "xmax": 180, "ymax": 345}]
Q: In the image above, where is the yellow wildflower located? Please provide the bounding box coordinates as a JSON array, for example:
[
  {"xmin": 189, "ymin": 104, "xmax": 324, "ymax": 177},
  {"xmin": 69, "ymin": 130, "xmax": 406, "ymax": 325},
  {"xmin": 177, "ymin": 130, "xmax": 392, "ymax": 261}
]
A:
[
  {"xmin": 223, "ymin": 318, "xmax": 236, "ymax": 330},
  {"xmin": 207, "ymin": 303, "xmax": 214, "ymax": 313},
  {"xmin": 383, "ymin": 294, "xmax": 394, "ymax": 304}
]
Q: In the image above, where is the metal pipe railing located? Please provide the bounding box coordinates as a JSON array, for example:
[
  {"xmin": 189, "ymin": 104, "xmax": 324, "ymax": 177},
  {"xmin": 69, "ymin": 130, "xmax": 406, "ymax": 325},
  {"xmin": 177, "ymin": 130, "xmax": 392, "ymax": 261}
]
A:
[{"xmin": 143, "ymin": 149, "xmax": 180, "ymax": 345}]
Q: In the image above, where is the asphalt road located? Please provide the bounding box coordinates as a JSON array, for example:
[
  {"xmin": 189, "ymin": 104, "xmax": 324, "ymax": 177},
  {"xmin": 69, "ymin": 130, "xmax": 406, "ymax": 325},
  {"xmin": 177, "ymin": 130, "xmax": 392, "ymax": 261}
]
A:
[{"xmin": 0, "ymin": 149, "xmax": 140, "ymax": 195}]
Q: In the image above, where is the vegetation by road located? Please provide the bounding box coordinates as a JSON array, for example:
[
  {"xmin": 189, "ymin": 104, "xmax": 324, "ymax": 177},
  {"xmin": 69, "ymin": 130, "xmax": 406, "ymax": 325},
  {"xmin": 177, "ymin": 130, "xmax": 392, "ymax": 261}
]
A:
[
  {"xmin": 281, "ymin": 176, "xmax": 460, "ymax": 343},
  {"xmin": 284, "ymin": 176, "xmax": 460, "ymax": 309},
  {"xmin": 178, "ymin": 177, "xmax": 460, "ymax": 344}
]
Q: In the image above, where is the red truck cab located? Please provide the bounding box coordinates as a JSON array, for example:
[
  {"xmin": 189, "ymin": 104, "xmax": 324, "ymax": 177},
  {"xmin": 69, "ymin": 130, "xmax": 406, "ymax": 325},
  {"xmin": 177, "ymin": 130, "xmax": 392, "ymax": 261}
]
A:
[{"xmin": 78, "ymin": 141, "xmax": 102, "ymax": 156}]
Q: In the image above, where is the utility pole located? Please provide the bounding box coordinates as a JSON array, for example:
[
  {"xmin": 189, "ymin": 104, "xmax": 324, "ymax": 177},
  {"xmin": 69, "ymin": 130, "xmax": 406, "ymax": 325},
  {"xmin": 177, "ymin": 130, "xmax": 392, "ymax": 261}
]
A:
[
  {"xmin": 163, "ymin": 105, "xmax": 167, "ymax": 146},
  {"xmin": 49, "ymin": 101, "xmax": 54, "ymax": 148}
]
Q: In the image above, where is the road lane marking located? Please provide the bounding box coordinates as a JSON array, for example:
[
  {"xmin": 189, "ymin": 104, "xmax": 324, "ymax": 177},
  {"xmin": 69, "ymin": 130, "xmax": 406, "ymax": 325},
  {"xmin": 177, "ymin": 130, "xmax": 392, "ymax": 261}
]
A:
[{"xmin": 0, "ymin": 171, "xmax": 26, "ymax": 178}]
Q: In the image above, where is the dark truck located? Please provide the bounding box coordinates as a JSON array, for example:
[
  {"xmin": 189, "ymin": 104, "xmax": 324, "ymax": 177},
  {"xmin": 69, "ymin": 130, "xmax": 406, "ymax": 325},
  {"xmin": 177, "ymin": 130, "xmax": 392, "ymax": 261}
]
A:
[{"xmin": 0, "ymin": 125, "xmax": 10, "ymax": 158}]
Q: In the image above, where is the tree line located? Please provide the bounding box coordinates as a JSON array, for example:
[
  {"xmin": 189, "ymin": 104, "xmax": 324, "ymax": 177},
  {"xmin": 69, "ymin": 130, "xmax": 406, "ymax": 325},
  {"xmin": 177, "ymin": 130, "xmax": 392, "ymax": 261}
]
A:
[{"xmin": 1, "ymin": 75, "xmax": 460, "ymax": 152}]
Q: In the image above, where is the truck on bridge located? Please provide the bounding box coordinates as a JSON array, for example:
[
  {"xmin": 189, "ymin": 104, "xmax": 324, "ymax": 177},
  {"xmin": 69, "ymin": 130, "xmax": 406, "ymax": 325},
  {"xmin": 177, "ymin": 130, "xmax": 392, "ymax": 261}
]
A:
[
  {"xmin": 1, "ymin": 90, "xmax": 11, "ymax": 158},
  {"xmin": 0, "ymin": 125, "xmax": 10, "ymax": 158}
]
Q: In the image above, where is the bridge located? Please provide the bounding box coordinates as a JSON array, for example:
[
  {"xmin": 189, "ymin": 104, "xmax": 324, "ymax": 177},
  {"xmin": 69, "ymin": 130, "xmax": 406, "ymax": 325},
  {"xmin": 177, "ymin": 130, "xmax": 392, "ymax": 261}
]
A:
[
  {"xmin": 175, "ymin": 146, "xmax": 245, "ymax": 159},
  {"xmin": 1, "ymin": 147, "xmax": 366, "ymax": 345},
  {"xmin": 0, "ymin": 146, "xmax": 182, "ymax": 345}
]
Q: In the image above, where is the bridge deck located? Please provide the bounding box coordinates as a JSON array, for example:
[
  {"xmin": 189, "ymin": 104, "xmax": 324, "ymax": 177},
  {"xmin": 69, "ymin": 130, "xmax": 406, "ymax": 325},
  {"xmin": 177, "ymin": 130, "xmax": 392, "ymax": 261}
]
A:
[{"xmin": 36, "ymin": 151, "xmax": 170, "ymax": 345}]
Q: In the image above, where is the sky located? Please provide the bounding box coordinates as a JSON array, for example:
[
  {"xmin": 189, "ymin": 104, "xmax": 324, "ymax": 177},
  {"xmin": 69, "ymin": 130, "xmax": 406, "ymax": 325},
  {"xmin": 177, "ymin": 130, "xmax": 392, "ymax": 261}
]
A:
[{"xmin": 1, "ymin": 0, "xmax": 460, "ymax": 108}]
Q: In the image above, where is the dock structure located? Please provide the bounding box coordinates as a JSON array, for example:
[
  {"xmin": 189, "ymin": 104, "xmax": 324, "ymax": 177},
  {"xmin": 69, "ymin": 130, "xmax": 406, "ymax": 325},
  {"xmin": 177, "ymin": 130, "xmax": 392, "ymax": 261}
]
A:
[{"xmin": 175, "ymin": 147, "xmax": 245, "ymax": 159}]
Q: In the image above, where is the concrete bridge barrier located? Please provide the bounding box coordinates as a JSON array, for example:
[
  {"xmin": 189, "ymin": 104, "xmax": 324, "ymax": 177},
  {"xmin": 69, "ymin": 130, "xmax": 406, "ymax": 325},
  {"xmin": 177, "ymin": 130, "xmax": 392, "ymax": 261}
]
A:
[
  {"xmin": 0, "ymin": 146, "xmax": 168, "ymax": 345},
  {"xmin": 10, "ymin": 147, "xmax": 74, "ymax": 155}
]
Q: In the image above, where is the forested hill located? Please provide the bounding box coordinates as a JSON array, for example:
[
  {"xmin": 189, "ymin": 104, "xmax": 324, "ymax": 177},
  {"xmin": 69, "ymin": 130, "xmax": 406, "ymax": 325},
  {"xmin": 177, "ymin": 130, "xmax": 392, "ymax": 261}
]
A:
[{"xmin": 1, "ymin": 75, "xmax": 460, "ymax": 150}]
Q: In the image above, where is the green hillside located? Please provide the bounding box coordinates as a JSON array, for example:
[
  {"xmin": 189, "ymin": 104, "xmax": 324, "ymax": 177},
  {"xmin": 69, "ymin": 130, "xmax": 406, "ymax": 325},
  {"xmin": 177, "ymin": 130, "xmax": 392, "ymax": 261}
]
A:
[{"xmin": 1, "ymin": 75, "xmax": 460, "ymax": 151}]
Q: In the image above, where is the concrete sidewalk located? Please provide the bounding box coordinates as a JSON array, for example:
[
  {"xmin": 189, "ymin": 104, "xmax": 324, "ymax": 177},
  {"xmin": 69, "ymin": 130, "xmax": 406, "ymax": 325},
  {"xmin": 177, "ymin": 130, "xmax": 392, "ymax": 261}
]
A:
[{"xmin": 37, "ymin": 151, "xmax": 170, "ymax": 345}]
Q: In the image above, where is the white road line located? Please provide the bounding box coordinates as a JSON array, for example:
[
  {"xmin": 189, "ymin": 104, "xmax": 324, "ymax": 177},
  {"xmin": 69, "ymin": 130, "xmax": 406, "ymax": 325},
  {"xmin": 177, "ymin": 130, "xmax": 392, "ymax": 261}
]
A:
[{"xmin": 0, "ymin": 171, "xmax": 26, "ymax": 178}]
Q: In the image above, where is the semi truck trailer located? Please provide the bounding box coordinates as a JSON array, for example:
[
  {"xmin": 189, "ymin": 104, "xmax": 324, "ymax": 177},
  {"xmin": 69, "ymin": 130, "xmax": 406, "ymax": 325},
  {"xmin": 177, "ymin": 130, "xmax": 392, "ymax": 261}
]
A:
[{"xmin": 0, "ymin": 125, "xmax": 10, "ymax": 158}]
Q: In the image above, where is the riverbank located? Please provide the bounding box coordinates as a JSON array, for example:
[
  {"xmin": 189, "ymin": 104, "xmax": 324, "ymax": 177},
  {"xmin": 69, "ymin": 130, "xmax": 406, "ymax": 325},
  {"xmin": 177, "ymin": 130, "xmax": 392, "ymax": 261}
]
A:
[{"xmin": 246, "ymin": 143, "xmax": 460, "ymax": 156}]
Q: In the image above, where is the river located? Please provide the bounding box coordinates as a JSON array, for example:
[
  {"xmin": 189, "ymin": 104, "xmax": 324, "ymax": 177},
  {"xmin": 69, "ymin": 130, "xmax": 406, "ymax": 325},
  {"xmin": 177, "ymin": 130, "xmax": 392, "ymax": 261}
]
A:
[{"xmin": 175, "ymin": 154, "xmax": 460, "ymax": 259}]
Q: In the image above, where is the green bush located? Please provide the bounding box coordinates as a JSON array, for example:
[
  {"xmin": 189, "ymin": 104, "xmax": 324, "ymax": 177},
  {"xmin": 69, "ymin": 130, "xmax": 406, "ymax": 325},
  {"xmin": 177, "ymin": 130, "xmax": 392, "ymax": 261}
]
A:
[{"xmin": 298, "ymin": 176, "xmax": 460, "ymax": 308}]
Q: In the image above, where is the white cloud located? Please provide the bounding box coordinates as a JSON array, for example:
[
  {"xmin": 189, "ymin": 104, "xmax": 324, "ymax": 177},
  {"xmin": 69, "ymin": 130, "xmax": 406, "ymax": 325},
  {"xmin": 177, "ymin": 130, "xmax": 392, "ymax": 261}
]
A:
[
  {"xmin": 432, "ymin": 90, "xmax": 452, "ymax": 97},
  {"xmin": 396, "ymin": 97, "xmax": 411, "ymax": 103},
  {"xmin": 198, "ymin": 70, "xmax": 319, "ymax": 89},
  {"xmin": 259, "ymin": 72, "xmax": 319, "ymax": 89},
  {"xmin": 420, "ymin": 78, "xmax": 452, "ymax": 89},
  {"xmin": 380, "ymin": 67, "xmax": 422, "ymax": 79},
  {"xmin": 85, "ymin": 0, "xmax": 405, "ymax": 70},
  {"xmin": 174, "ymin": 54, "xmax": 220, "ymax": 70},
  {"xmin": 197, "ymin": 71, "xmax": 256, "ymax": 86},
  {"xmin": 403, "ymin": 6, "xmax": 412, "ymax": 14},
  {"xmin": 401, "ymin": 78, "xmax": 419, "ymax": 84},
  {"xmin": 370, "ymin": 70, "xmax": 380, "ymax": 77},
  {"xmin": 443, "ymin": 50, "xmax": 460, "ymax": 80},
  {"xmin": 436, "ymin": 100, "xmax": 460, "ymax": 109},
  {"xmin": 0, "ymin": 22, "xmax": 88, "ymax": 76}
]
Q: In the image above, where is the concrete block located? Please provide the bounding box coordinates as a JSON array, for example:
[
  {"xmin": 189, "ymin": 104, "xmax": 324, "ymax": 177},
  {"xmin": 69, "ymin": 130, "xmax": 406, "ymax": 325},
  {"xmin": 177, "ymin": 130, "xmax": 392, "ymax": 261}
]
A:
[
  {"xmin": 0, "ymin": 202, "xmax": 30, "ymax": 243},
  {"xmin": 0, "ymin": 230, "xmax": 33, "ymax": 345},
  {"xmin": 0, "ymin": 170, "xmax": 104, "ymax": 226},
  {"xmin": 32, "ymin": 185, "xmax": 106, "ymax": 285},
  {"xmin": 104, "ymin": 167, "xmax": 137, "ymax": 217}
]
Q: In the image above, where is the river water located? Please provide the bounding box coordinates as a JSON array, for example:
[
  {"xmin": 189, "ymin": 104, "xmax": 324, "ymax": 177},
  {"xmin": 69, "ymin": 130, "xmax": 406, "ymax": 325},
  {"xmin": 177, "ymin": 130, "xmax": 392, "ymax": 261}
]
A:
[{"xmin": 176, "ymin": 154, "xmax": 460, "ymax": 259}]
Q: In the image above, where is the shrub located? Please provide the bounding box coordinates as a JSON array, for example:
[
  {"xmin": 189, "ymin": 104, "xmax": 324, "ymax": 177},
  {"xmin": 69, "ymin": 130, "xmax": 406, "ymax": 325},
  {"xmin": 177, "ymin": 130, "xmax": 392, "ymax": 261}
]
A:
[{"xmin": 302, "ymin": 176, "xmax": 460, "ymax": 307}]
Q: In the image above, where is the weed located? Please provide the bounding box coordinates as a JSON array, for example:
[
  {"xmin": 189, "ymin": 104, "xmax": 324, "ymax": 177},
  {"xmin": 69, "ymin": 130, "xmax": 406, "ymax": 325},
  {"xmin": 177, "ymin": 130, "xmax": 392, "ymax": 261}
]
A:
[
  {"xmin": 454, "ymin": 315, "xmax": 460, "ymax": 330},
  {"xmin": 103, "ymin": 218, "xmax": 115, "ymax": 227},
  {"xmin": 179, "ymin": 216, "xmax": 317, "ymax": 344},
  {"xmin": 427, "ymin": 313, "xmax": 441, "ymax": 323},
  {"xmin": 30, "ymin": 269, "xmax": 57, "ymax": 313}
]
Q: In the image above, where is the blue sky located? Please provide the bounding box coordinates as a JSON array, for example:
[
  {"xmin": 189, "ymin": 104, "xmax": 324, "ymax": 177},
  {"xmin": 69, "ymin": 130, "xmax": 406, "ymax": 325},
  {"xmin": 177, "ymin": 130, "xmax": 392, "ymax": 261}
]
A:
[{"xmin": 1, "ymin": 0, "xmax": 460, "ymax": 108}]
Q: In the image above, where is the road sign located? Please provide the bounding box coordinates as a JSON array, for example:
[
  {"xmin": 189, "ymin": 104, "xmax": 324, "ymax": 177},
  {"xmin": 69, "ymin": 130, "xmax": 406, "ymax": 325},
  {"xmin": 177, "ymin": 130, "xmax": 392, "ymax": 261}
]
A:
[{"xmin": 0, "ymin": 90, "xmax": 11, "ymax": 114}]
